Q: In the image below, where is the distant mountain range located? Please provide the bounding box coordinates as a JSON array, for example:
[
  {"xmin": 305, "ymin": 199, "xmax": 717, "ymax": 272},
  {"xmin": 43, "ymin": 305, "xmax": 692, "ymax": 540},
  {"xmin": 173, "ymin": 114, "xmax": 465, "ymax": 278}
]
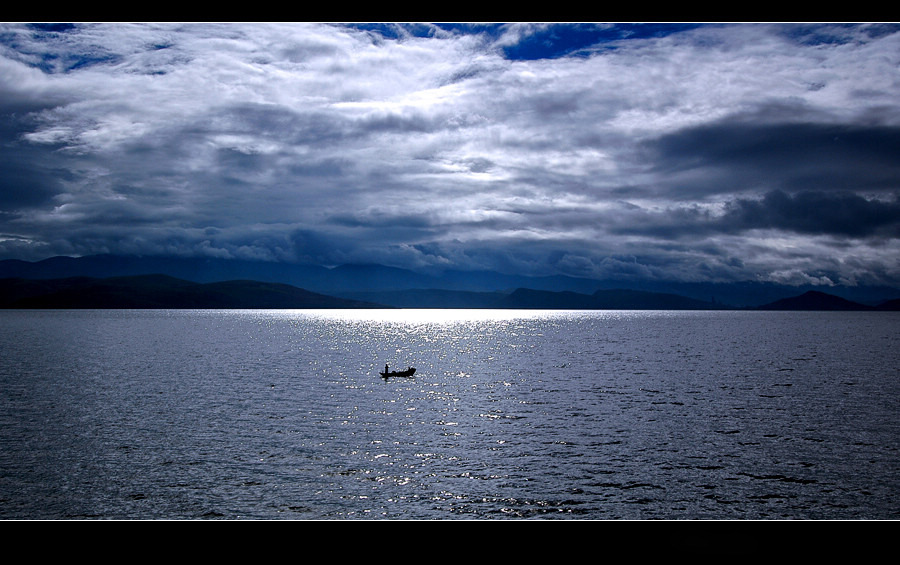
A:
[
  {"xmin": 0, "ymin": 275, "xmax": 384, "ymax": 309},
  {"xmin": 754, "ymin": 290, "xmax": 898, "ymax": 311},
  {"xmin": 341, "ymin": 287, "xmax": 724, "ymax": 310},
  {"xmin": 1, "ymin": 273, "xmax": 898, "ymax": 311},
  {"xmin": 343, "ymin": 287, "xmax": 898, "ymax": 311},
  {"xmin": 1, "ymin": 254, "xmax": 899, "ymax": 310}
]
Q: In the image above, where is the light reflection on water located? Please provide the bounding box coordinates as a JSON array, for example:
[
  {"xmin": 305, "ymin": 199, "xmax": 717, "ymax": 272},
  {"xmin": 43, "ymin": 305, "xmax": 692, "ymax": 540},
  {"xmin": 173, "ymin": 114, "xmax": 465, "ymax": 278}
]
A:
[{"xmin": 0, "ymin": 309, "xmax": 898, "ymax": 519}]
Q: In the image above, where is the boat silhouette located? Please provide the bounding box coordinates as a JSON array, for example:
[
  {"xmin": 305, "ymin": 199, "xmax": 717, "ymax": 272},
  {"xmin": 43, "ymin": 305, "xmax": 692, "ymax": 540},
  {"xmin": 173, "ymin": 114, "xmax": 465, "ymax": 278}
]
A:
[{"xmin": 380, "ymin": 366, "xmax": 416, "ymax": 379}]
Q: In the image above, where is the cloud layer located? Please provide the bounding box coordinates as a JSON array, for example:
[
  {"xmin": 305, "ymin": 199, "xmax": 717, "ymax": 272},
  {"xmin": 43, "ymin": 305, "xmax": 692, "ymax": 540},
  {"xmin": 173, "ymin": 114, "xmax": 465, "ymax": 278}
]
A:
[{"xmin": 1, "ymin": 22, "xmax": 899, "ymax": 286}]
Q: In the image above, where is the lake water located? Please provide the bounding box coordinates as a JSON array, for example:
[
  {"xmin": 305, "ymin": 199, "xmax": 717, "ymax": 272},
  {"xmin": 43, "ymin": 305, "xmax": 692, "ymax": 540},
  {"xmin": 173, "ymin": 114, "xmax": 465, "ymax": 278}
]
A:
[{"xmin": 1, "ymin": 308, "xmax": 897, "ymax": 520}]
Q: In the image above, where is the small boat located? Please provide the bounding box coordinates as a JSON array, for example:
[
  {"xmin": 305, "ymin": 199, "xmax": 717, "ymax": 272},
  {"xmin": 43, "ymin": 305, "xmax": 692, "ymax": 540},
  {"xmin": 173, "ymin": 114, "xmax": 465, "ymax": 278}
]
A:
[{"xmin": 380, "ymin": 367, "xmax": 416, "ymax": 379}]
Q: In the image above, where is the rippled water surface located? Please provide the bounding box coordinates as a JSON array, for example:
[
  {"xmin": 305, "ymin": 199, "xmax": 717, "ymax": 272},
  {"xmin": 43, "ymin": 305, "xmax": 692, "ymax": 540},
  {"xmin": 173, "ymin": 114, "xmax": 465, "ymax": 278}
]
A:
[{"xmin": 1, "ymin": 308, "xmax": 898, "ymax": 519}]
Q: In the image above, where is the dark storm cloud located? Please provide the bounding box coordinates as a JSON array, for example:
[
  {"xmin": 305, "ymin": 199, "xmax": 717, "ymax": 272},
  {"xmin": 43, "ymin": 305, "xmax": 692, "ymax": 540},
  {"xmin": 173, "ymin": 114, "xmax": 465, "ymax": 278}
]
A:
[
  {"xmin": 722, "ymin": 190, "xmax": 900, "ymax": 238},
  {"xmin": 645, "ymin": 120, "xmax": 900, "ymax": 197},
  {"xmin": 0, "ymin": 130, "xmax": 66, "ymax": 210},
  {"xmin": 607, "ymin": 190, "xmax": 900, "ymax": 240}
]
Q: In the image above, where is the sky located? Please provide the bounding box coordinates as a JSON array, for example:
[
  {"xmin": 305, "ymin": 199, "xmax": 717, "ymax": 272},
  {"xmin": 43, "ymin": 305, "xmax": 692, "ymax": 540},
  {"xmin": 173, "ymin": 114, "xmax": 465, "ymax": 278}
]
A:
[{"xmin": 1, "ymin": 22, "xmax": 899, "ymax": 287}]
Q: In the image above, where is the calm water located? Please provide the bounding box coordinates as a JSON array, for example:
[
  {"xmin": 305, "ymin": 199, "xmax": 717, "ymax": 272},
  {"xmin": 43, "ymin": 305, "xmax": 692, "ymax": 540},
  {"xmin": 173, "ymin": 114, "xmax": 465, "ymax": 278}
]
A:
[{"xmin": 1, "ymin": 308, "xmax": 897, "ymax": 520}]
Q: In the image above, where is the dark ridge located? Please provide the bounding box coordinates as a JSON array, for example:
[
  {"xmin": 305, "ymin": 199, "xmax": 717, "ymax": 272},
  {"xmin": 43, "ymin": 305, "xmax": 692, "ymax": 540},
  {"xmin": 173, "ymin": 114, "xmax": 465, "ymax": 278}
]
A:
[
  {"xmin": 756, "ymin": 290, "xmax": 874, "ymax": 311},
  {"xmin": 0, "ymin": 275, "xmax": 386, "ymax": 309},
  {"xmin": 499, "ymin": 288, "xmax": 604, "ymax": 309},
  {"xmin": 590, "ymin": 288, "xmax": 721, "ymax": 310},
  {"xmin": 876, "ymin": 298, "xmax": 900, "ymax": 311},
  {"xmin": 496, "ymin": 287, "xmax": 722, "ymax": 310},
  {"xmin": 2, "ymin": 255, "xmax": 900, "ymax": 307}
]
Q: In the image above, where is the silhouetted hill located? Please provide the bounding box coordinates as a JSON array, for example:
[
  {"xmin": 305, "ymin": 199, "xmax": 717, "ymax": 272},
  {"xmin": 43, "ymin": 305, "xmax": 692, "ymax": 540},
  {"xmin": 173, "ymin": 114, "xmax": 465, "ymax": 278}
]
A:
[
  {"xmin": 496, "ymin": 287, "xmax": 722, "ymax": 309},
  {"xmin": 756, "ymin": 290, "xmax": 874, "ymax": 311},
  {"xmin": 0, "ymin": 255, "xmax": 338, "ymax": 290},
  {"xmin": 590, "ymin": 288, "xmax": 722, "ymax": 310},
  {"xmin": 339, "ymin": 287, "xmax": 722, "ymax": 309},
  {"xmin": 498, "ymin": 288, "xmax": 600, "ymax": 309},
  {"xmin": 0, "ymin": 275, "xmax": 386, "ymax": 309},
  {"xmin": 4, "ymin": 272, "xmax": 900, "ymax": 311},
  {"xmin": 3, "ymin": 255, "xmax": 900, "ymax": 307}
]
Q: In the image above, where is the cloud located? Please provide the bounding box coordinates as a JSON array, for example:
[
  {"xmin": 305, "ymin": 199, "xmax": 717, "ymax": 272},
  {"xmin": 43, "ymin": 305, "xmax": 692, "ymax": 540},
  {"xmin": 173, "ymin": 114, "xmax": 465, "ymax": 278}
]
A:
[
  {"xmin": 0, "ymin": 22, "xmax": 899, "ymax": 286},
  {"xmin": 721, "ymin": 190, "xmax": 900, "ymax": 238},
  {"xmin": 644, "ymin": 119, "xmax": 900, "ymax": 198}
]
